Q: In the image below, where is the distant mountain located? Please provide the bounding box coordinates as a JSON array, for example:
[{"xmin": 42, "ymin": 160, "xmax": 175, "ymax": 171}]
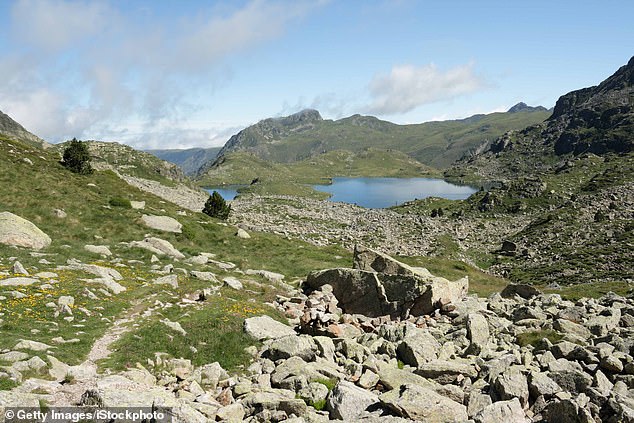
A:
[
  {"xmin": 146, "ymin": 147, "xmax": 221, "ymax": 176},
  {"xmin": 200, "ymin": 107, "xmax": 550, "ymax": 176},
  {"xmin": 449, "ymin": 56, "xmax": 634, "ymax": 181},
  {"xmin": 0, "ymin": 110, "xmax": 50, "ymax": 149},
  {"xmin": 507, "ymin": 102, "xmax": 548, "ymax": 113}
]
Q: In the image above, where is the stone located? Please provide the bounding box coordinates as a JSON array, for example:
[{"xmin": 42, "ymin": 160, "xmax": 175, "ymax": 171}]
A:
[
  {"xmin": 236, "ymin": 228, "xmax": 251, "ymax": 239},
  {"xmin": 493, "ymin": 366, "xmax": 529, "ymax": 407},
  {"xmin": 266, "ymin": 335, "xmax": 317, "ymax": 361},
  {"xmin": 0, "ymin": 212, "xmax": 52, "ymax": 250},
  {"xmin": 415, "ymin": 360, "xmax": 478, "ymax": 384},
  {"xmin": 14, "ymin": 340, "xmax": 51, "ymax": 352},
  {"xmin": 214, "ymin": 403, "xmax": 245, "ymax": 421},
  {"xmin": 473, "ymin": 398, "xmax": 527, "ymax": 423},
  {"xmin": 553, "ymin": 318, "xmax": 592, "ymax": 339},
  {"xmin": 600, "ymin": 355, "xmax": 624, "ymax": 373},
  {"xmin": 141, "ymin": 214, "xmax": 182, "ymax": 233},
  {"xmin": 380, "ymin": 383, "xmax": 468, "ymax": 422},
  {"xmin": 0, "ymin": 351, "xmax": 30, "ymax": 362},
  {"xmin": 397, "ymin": 330, "xmax": 440, "ymax": 367},
  {"xmin": 59, "ymin": 260, "xmax": 126, "ymax": 294},
  {"xmin": 244, "ymin": 315, "xmax": 296, "ymax": 340},
  {"xmin": 198, "ymin": 362, "xmax": 228, "ymax": 390},
  {"xmin": 327, "ymin": 380, "xmax": 380, "ymax": 420},
  {"xmin": 0, "ymin": 277, "xmax": 38, "ymax": 287},
  {"xmin": 501, "ymin": 284, "xmax": 541, "ymax": 300},
  {"xmin": 242, "ymin": 390, "xmax": 307, "ymax": 418},
  {"xmin": 154, "ymin": 274, "xmax": 179, "ymax": 289},
  {"xmin": 130, "ymin": 201, "xmax": 145, "ymax": 209},
  {"xmin": 245, "ymin": 269, "xmax": 285, "ymax": 283},
  {"xmin": 528, "ymin": 371, "xmax": 563, "ymax": 398},
  {"xmin": 467, "ymin": 391, "xmax": 492, "ymax": 418},
  {"xmin": 53, "ymin": 208, "xmax": 67, "ymax": 218},
  {"xmin": 548, "ymin": 369, "xmax": 593, "ymax": 393},
  {"xmin": 298, "ymin": 382, "xmax": 329, "ymax": 405},
  {"xmin": 11, "ymin": 261, "xmax": 28, "ymax": 275},
  {"xmin": 466, "ymin": 313, "xmax": 490, "ymax": 355},
  {"xmin": 130, "ymin": 237, "xmax": 185, "ymax": 259},
  {"xmin": 377, "ymin": 362, "xmax": 438, "ymax": 391},
  {"xmin": 84, "ymin": 245, "xmax": 112, "ymax": 256},
  {"xmin": 190, "ymin": 271, "xmax": 218, "ymax": 282},
  {"xmin": 357, "ymin": 369, "xmax": 380, "ymax": 389},
  {"xmin": 223, "ymin": 277, "xmax": 243, "ymax": 290},
  {"xmin": 161, "ymin": 319, "xmax": 187, "ymax": 336}
]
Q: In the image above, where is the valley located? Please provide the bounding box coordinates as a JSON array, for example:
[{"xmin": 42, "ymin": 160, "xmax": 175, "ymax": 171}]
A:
[{"xmin": 0, "ymin": 54, "xmax": 632, "ymax": 423}]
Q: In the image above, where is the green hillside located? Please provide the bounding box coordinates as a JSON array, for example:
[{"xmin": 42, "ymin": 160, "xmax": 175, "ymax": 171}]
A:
[{"xmin": 202, "ymin": 106, "xmax": 550, "ymax": 174}]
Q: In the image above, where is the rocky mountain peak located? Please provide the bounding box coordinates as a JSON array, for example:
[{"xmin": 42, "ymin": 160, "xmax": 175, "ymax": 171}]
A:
[
  {"xmin": 0, "ymin": 109, "xmax": 50, "ymax": 149},
  {"xmin": 507, "ymin": 102, "xmax": 547, "ymax": 113}
]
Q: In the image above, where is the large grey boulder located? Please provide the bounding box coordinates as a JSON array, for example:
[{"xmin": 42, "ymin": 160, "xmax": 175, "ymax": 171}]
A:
[
  {"xmin": 380, "ymin": 383, "xmax": 468, "ymax": 422},
  {"xmin": 141, "ymin": 214, "xmax": 182, "ymax": 233},
  {"xmin": 130, "ymin": 237, "xmax": 185, "ymax": 259},
  {"xmin": 84, "ymin": 245, "xmax": 112, "ymax": 256},
  {"xmin": 327, "ymin": 380, "xmax": 380, "ymax": 420},
  {"xmin": 306, "ymin": 248, "xmax": 468, "ymax": 318},
  {"xmin": 244, "ymin": 315, "xmax": 296, "ymax": 340},
  {"xmin": 0, "ymin": 212, "xmax": 51, "ymax": 250},
  {"xmin": 473, "ymin": 398, "xmax": 527, "ymax": 423}
]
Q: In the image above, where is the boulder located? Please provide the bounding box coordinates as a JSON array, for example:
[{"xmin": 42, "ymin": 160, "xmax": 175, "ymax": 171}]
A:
[
  {"xmin": 244, "ymin": 315, "xmax": 296, "ymax": 340},
  {"xmin": 0, "ymin": 277, "xmax": 38, "ymax": 287},
  {"xmin": 473, "ymin": 398, "xmax": 527, "ymax": 423},
  {"xmin": 130, "ymin": 237, "xmax": 185, "ymax": 259},
  {"xmin": 466, "ymin": 313, "xmax": 490, "ymax": 355},
  {"xmin": 11, "ymin": 261, "xmax": 28, "ymax": 275},
  {"xmin": 380, "ymin": 383, "xmax": 468, "ymax": 422},
  {"xmin": 493, "ymin": 366, "xmax": 529, "ymax": 407},
  {"xmin": 306, "ymin": 248, "xmax": 468, "ymax": 318},
  {"xmin": 327, "ymin": 380, "xmax": 380, "ymax": 420},
  {"xmin": 154, "ymin": 274, "xmax": 179, "ymax": 289},
  {"xmin": 223, "ymin": 277, "xmax": 243, "ymax": 290},
  {"xmin": 501, "ymin": 284, "xmax": 541, "ymax": 299},
  {"xmin": 415, "ymin": 359, "xmax": 478, "ymax": 384},
  {"xmin": 84, "ymin": 245, "xmax": 112, "ymax": 256},
  {"xmin": 397, "ymin": 330, "xmax": 440, "ymax": 367},
  {"xmin": 0, "ymin": 212, "xmax": 51, "ymax": 250},
  {"xmin": 141, "ymin": 214, "xmax": 182, "ymax": 233},
  {"xmin": 265, "ymin": 335, "xmax": 317, "ymax": 361},
  {"xmin": 236, "ymin": 228, "xmax": 251, "ymax": 239}
]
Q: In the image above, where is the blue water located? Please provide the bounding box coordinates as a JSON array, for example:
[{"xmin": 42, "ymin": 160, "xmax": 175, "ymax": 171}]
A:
[
  {"xmin": 204, "ymin": 186, "xmax": 244, "ymax": 200},
  {"xmin": 313, "ymin": 177, "xmax": 477, "ymax": 208}
]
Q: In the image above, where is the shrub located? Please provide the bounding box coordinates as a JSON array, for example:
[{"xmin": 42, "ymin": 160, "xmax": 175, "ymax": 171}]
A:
[
  {"xmin": 203, "ymin": 191, "xmax": 231, "ymax": 220},
  {"xmin": 62, "ymin": 138, "xmax": 93, "ymax": 174},
  {"xmin": 109, "ymin": 197, "xmax": 132, "ymax": 208}
]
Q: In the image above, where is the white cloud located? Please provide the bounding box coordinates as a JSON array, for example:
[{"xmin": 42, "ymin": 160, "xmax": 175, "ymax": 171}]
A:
[
  {"xmin": 2, "ymin": 0, "xmax": 323, "ymax": 145},
  {"xmin": 366, "ymin": 62, "xmax": 486, "ymax": 115},
  {"xmin": 11, "ymin": 0, "xmax": 112, "ymax": 52}
]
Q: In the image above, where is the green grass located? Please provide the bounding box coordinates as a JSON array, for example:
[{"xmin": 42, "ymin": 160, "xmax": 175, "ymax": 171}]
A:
[
  {"xmin": 516, "ymin": 330, "xmax": 563, "ymax": 348},
  {"xmin": 101, "ymin": 286, "xmax": 285, "ymax": 372},
  {"xmin": 0, "ymin": 378, "xmax": 19, "ymax": 391}
]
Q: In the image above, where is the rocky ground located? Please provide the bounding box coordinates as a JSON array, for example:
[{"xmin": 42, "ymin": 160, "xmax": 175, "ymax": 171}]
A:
[{"xmin": 3, "ymin": 245, "xmax": 634, "ymax": 422}]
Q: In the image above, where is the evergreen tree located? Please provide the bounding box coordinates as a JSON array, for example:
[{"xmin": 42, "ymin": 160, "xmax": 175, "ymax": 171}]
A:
[
  {"xmin": 202, "ymin": 191, "xmax": 231, "ymax": 220},
  {"xmin": 62, "ymin": 138, "xmax": 93, "ymax": 174}
]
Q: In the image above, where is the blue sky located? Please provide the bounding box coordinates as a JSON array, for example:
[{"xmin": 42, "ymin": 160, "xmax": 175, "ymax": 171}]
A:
[{"xmin": 0, "ymin": 0, "xmax": 632, "ymax": 149}]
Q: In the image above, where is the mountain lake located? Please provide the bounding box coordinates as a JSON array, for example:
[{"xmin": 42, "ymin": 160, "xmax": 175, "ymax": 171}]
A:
[
  {"xmin": 313, "ymin": 177, "xmax": 478, "ymax": 208},
  {"xmin": 205, "ymin": 177, "xmax": 477, "ymax": 208}
]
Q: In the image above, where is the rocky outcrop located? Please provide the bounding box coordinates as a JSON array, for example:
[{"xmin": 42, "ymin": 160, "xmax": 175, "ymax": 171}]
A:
[
  {"xmin": 0, "ymin": 212, "xmax": 51, "ymax": 250},
  {"xmin": 304, "ymin": 247, "xmax": 468, "ymax": 318},
  {"xmin": 141, "ymin": 214, "xmax": 183, "ymax": 233}
]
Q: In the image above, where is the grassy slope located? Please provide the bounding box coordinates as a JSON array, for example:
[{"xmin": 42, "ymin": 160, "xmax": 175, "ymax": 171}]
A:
[{"xmin": 0, "ymin": 135, "xmax": 350, "ymax": 371}]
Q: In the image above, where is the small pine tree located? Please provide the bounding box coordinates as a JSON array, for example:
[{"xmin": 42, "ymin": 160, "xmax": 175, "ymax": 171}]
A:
[
  {"xmin": 62, "ymin": 138, "xmax": 93, "ymax": 174},
  {"xmin": 203, "ymin": 191, "xmax": 231, "ymax": 220}
]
